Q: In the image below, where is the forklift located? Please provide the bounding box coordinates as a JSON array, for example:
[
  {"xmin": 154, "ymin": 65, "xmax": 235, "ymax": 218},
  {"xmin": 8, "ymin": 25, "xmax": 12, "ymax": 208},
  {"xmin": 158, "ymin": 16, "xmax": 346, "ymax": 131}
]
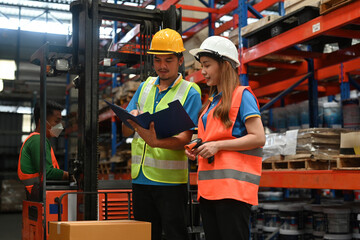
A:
[{"xmin": 21, "ymin": 1, "xmax": 183, "ymax": 239}]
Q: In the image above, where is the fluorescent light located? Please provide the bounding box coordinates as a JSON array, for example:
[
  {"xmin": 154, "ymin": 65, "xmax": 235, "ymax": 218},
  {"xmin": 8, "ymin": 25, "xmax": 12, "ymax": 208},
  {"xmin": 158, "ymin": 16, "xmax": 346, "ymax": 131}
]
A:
[
  {"xmin": 0, "ymin": 60, "xmax": 16, "ymax": 80},
  {"xmin": 0, "ymin": 105, "xmax": 32, "ymax": 114},
  {"xmin": 0, "ymin": 79, "xmax": 3, "ymax": 92},
  {"xmin": 0, "ymin": 105, "xmax": 67, "ymax": 115}
]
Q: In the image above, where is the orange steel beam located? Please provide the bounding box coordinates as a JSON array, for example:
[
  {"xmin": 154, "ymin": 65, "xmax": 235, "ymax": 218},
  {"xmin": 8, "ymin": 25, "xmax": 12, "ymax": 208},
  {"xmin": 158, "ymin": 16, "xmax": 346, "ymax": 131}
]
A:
[
  {"xmin": 350, "ymin": 70, "xmax": 360, "ymax": 75},
  {"xmin": 217, "ymin": 0, "xmax": 238, "ymax": 15},
  {"xmin": 99, "ymin": 110, "xmax": 115, "ymax": 122},
  {"xmin": 253, "ymin": 74, "xmax": 308, "ymax": 97},
  {"xmin": 242, "ymin": 0, "xmax": 360, "ymax": 63},
  {"xmin": 182, "ymin": 17, "xmax": 203, "ymax": 22},
  {"xmin": 158, "ymin": 0, "xmax": 180, "ymax": 10},
  {"xmin": 293, "ymin": 85, "xmax": 326, "ymax": 92},
  {"xmin": 277, "ymin": 49, "xmax": 324, "ymax": 59},
  {"xmin": 318, "ymin": 43, "xmax": 360, "ymax": 69},
  {"xmin": 250, "ymin": 68, "xmax": 304, "ymax": 85},
  {"xmin": 324, "ymin": 28, "xmax": 360, "ymax": 39},
  {"xmin": 248, "ymin": 60, "xmax": 304, "ymax": 70},
  {"xmin": 99, "ymin": 73, "xmax": 113, "ymax": 78},
  {"xmin": 141, "ymin": 0, "xmax": 153, "ymax": 7},
  {"xmin": 176, "ymin": 4, "xmax": 218, "ymax": 13},
  {"xmin": 257, "ymin": 98, "xmax": 270, "ymax": 104},
  {"xmin": 215, "ymin": 0, "xmax": 282, "ymax": 34},
  {"xmin": 185, "ymin": 69, "xmax": 204, "ymax": 83},
  {"xmin": 248, "ymin": 0, "xmax": 283, "ymax": 18},
  {"xmin": 260, "ymin": 170, "xmax": 360, "ymax": 190},
  {"xmin": 183, "ymin": 0, "xmax": 238, "ymax": 39},
  {"xmin": 316, "ymin": 57, "xmax": 360, "ymax": 80},
  {"xmin": 214, "ymin": 14, "xmax": 238, "ymax": 35}
]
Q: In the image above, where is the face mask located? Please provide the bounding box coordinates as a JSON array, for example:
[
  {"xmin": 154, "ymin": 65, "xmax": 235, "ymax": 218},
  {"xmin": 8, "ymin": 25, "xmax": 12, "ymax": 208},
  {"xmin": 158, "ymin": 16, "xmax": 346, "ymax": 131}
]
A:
[{"xmin": 47, "ymin": 121, "xmax": 64, "ymax": 138}]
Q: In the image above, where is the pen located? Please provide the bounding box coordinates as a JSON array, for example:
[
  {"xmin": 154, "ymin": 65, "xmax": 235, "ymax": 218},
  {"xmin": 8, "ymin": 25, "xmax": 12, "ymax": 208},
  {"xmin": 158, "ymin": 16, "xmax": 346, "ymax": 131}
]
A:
[{"xmin": 136, "ymin": 102, "xmax": 141, "ymax": 112}]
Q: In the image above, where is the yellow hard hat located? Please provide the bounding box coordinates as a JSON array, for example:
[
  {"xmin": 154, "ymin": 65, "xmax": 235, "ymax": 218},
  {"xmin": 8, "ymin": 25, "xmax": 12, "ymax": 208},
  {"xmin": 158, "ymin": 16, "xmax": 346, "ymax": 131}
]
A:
[{"xmin": 147, "ymin": 28, "xmax": 186, "ymax": 55}]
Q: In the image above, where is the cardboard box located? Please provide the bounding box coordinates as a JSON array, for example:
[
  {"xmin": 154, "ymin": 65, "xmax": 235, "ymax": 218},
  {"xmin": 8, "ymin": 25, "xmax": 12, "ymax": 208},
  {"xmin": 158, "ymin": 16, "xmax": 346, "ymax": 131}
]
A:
[
  {"xmin": 49, "ymin": 220, "xmax": 151, "ymax": 240},
  {"xmin": 340, "ymin": 131, "xmax": 360, "ymax": 155}
]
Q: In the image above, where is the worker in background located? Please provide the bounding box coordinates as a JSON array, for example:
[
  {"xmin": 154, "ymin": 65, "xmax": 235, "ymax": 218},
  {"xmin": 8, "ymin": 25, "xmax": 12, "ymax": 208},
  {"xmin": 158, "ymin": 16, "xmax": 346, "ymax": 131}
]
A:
[
  {"xmin": 122, "ymin": 28, "xmax": 202, "ymax": 240},
  {"xmin": 186, "ymin": 36, "xmax": 265, "ymax": 240},
  {"xmin": 18, "ymin": 100, "xmax": 69, "ymax": 201}
]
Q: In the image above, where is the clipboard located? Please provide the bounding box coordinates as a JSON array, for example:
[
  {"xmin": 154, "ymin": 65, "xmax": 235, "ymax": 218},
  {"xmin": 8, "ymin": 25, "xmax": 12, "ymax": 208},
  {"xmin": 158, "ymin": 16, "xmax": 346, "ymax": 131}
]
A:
[{"xmin": 105, "ymin": 100, "xmax": 195, "ymax": 139}]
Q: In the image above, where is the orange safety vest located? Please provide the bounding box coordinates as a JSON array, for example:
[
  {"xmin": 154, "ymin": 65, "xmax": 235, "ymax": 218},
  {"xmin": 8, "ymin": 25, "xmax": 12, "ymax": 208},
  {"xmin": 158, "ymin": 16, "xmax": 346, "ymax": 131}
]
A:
[
  {"xmin": 197, "ymin": 86, "xmax": 262, "ymax": 206},
  {"xmin": 17, "ymin": 132, "xmax": 60, "ymax": 193}
]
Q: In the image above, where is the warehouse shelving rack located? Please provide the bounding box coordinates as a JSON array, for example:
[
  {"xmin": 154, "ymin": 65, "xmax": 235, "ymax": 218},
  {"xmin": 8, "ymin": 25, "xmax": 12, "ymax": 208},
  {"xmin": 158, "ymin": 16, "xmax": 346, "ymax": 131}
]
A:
[
  {"xmin": 184, "ymin": 0, "xmax": 360, "ymax": 117},
  {"xmin": 240, "ymin": 0, "xmax": 360, "ymax": 192},
  {"xmin": 95, "ymin": 0, "xmax": 360, "ymax": 192},
  {"xmin": 182, "ymin": 0, "xmax": 360, "ymax": 192},
  {"xmin": 98, "ymin": 0, "xmax": 183, "ymax": 158}
]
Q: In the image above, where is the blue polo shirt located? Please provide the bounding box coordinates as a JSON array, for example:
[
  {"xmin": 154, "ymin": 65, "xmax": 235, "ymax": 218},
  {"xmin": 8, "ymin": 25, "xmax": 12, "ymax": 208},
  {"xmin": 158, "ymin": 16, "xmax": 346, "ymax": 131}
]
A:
[
  {"xmin": 201, "ymin": 89, "xmax": 260, "ymax": 137},
  {"xmin": 126, "ymin": 74, "xmax": 202, "ymax": 185}
]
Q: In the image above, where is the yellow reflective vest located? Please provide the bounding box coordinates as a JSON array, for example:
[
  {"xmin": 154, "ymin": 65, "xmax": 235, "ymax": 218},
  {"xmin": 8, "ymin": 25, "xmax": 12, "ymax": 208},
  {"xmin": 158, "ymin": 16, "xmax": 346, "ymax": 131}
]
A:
[{"xmin": 131, "ymin": 76, "xmax": 200, "ymax": 184}]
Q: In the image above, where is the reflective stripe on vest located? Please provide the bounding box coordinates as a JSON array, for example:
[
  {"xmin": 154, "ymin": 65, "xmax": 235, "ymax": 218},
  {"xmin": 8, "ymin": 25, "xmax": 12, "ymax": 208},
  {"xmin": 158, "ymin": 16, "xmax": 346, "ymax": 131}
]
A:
[
  {"xmin": 199, "ymin": 169, "xmax": 261, "ymax": 185},
  {"xmin": 238, "ymin": 148, "xmax": 263, "ymax": 158},
  {"xmin": 21, "ymin": 177, "xmax": 40, "ymax": 186},
  {"xmin": 132, "ymin": 155, "xmax": 187, "ymax": 170},
  {"xmin": 197, "ymin": 86, "xmax": 262, "ymax": 205},
  {"xmin": 139, "ymin": 78, "xmax": 156, "ymax": 110},
  {"xmin": 131, "ymin": 75, "xmax": 198, "ymax": 183},
  {"xmin": 138, "ymin": 76, "xmax": 194, "ymax": 109}
]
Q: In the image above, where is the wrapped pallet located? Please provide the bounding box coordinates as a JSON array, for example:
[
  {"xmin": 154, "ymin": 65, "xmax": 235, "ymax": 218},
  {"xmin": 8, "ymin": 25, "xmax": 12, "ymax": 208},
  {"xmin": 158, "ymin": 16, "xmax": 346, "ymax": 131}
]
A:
[
  {"xmin": 0, "ymin": 179, "xmax": 26, "ymax": 212},
  {"xmin": 296, "ymin": 128, "xmax": 346, "ymax": 155}
]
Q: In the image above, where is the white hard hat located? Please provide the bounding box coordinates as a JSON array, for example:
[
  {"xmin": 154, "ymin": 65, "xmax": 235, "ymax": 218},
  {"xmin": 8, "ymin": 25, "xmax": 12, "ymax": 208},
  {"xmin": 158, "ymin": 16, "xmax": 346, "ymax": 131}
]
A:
[{"xmin": 189, "ymin": 36, "xmax": 240, "ymax": 68}]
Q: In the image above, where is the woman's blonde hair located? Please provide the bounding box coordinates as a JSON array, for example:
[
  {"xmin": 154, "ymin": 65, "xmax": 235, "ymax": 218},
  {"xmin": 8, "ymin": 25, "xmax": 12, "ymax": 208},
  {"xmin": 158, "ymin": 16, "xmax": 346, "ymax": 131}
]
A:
[{"xmin": 200, "ymin": 60, "xmax": 239, "ymax": 128}]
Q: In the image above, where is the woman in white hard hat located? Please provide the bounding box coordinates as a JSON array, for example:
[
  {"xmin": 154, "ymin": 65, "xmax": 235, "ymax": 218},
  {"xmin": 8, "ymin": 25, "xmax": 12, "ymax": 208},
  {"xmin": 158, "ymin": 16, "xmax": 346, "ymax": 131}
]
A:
[{"xmin": 186, "ymin": 36, "xmax": 265, "ymax": 240}]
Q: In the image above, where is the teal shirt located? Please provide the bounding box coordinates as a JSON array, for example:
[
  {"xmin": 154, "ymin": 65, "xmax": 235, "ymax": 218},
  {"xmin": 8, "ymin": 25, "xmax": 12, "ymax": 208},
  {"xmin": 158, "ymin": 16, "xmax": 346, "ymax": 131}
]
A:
[{"xmin": 20, "ymin": 134, "xmax": 64, "ymax": 179}]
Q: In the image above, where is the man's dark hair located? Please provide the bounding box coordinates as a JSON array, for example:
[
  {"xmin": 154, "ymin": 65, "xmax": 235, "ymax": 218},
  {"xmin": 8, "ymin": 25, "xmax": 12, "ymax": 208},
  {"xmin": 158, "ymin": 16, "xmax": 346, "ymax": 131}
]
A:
[
  {"xmin": 175, "ymin": 52, "xmax": 183, "ymax": 59},
  {"xmin": 34, "ymin": 100, "xmax": 63, "ymax": 126}
]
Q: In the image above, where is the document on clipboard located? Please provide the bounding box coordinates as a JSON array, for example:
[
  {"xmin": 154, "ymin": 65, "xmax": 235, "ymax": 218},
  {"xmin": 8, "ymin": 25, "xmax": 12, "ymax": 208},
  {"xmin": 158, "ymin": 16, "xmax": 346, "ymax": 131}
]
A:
[{"xmin": 105, "ymin": 100, "xmax": 195, "ymax": 139}]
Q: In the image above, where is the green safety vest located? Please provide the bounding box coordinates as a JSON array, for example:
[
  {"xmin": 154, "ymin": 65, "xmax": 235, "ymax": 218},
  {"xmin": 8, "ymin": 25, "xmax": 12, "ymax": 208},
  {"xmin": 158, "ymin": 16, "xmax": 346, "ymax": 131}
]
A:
[{"xmin": 131, "ymin": 75, "xmax": 201, "ymax": 184}]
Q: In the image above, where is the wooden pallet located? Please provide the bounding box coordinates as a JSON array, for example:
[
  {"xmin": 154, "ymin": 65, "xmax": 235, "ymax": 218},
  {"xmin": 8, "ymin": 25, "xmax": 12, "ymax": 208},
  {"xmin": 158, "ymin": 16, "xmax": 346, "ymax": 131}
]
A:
[
  {"xmin": 285, "ymin": 0, "xmax": 321, "ymax": 14},
  {"xmin": 242, "ymin": 6, "xmax": 319, "ymax": 47},
  {"xmin": 229, "ymin": 15, "xmax": 281, "ymax": 45},
  {"xmin": 262, "ymin": 154, "xmax": 337, "ymax": 170},
  {"xmin": 99, "ymin": 161, "xmax": 111, "ymax": 175},
  {"xmin": 320, "ymin": 0, "xmax": 355, "ymax": 15},
  {"xmin": 336, "ymin": 155, "xmax": 360, "ymax": 169}
]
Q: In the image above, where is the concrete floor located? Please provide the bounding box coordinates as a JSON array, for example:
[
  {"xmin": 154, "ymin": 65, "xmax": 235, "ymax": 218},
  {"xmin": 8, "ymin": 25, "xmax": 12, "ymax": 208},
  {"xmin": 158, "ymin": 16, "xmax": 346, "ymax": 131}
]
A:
[{"xmin": 0, "ymin": 212, "xmax": 22, "ymax": 240}]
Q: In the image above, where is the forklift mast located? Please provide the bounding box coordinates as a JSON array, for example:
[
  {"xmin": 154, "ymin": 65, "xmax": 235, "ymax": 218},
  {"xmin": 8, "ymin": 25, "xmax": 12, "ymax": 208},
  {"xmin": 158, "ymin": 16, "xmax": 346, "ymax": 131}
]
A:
[
  {"xmin": 23, "ymin": 1, "xmax": 182, "ymax": 239},
  {"xmin": 70, "ymin": 0, "xmax": 182, "ymax": 221}
]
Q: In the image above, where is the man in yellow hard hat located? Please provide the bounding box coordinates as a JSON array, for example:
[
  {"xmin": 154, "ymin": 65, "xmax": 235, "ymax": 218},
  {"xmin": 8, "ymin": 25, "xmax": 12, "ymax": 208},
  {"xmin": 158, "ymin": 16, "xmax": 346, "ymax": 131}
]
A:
[{"xmin": 122, "ymin": 28, "xmax": 202, "ymax": 240}]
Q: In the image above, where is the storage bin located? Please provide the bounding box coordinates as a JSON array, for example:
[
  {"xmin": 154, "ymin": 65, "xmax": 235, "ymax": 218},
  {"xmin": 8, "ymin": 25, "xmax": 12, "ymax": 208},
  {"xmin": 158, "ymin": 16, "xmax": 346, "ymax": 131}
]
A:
[
  {"xmin": 263, "ymin": 203, "xmax": 281, "ymax": 228},
  {"xmin": 323, "ymin": 233, "xmax": 352, "ymax": 239},
  {"xmin": 323, "ymin": 207, "xmax": 351, "ymax": 234},
  {"xmin": 263, "ymin": 226, "xmax": 279, "ymax": 240},
  {"xmin": 311, "ymin": 205, "xmax": 325, "ymax": 236},
  {"xmin": 279, "ymin": 229, "xmax": 304, "ymax": 240},
  {"xmin": 323, "ymin": 102, "xmax": 341, "ymax": 128},
  {"xmin": 279, "ymin": 204, "xmax": 304, "ymax": 230},
  {"xmin": 342, "ymin": 98, "xmax": 360, "ymax": 129}
]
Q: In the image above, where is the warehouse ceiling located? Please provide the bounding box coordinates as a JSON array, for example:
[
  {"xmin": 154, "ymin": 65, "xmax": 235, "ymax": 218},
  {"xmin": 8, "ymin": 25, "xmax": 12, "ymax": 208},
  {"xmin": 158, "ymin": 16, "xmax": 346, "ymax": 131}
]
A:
[
  {"xmin": 0, "ymin": 28, "xmax": 68, "ymax": 104},
  {"xmin": 0, "ymin": 0, "xmax": 156, "ymax": 106},
  {"xmin": 0, "ymin": 0, "xmax": 74, "ymax": 105},
  {"xmin": 0, "ymin": 0, "xmax": 276, "ymax": 106}
]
